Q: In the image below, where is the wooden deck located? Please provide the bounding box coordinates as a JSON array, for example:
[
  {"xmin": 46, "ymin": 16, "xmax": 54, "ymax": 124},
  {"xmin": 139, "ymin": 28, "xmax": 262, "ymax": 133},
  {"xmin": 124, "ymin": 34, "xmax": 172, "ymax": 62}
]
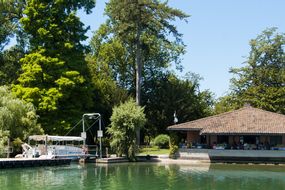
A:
[
  {"xmin": 96, "ymin": 157, "xmax": 129, "ymax": 163},
  {"xmin": 0, "ymin": 158, "xmax": 71, "ymax": 169}
]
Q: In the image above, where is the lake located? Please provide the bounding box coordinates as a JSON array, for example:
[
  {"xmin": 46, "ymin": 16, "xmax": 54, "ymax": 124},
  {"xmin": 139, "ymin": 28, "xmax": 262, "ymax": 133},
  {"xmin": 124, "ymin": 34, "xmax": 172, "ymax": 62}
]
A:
[{"xmin": 0, "ymin": 162, "xmax": 284, "ymax": 190}]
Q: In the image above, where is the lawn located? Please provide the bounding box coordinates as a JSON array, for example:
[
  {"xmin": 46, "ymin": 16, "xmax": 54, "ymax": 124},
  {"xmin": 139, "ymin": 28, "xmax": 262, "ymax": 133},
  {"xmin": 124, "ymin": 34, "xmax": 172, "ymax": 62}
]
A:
[{"xmin": 139, "ymin": 146, "xmax": 170, "ymax": 155}]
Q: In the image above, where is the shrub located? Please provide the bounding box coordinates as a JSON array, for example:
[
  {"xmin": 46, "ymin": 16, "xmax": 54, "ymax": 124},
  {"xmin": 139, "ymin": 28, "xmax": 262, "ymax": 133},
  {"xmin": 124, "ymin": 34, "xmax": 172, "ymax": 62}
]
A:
[
  {"xmin": 169, "ymin": 145, "xmax": 178, "ymax": 158},
  {"xmin": 153, "ymin": 134, "xmax": 170, "ymax": 149},
  {"xmin": 107, "ymin": 98, "xmax": 146, "ymax": 161},
  {"xmin": 169, "ymin": 133, "xmax": 179, "ymax": 158}
]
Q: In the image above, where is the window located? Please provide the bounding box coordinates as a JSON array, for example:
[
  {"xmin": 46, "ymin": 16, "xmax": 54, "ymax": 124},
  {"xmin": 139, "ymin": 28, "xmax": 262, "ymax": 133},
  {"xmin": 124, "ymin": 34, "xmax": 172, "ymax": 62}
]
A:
[
  {"xmin": 243, "ymin": 136, "xmax": 258, "ymax": 144},
  {"xmin": 217, "ymin": 135, "xmax": 229, "ymax": 144},
  {"xmin": 200, "ymin": 135, "xmax": 207, "ymax": 144},
  {"xmin": 270, "ymin": 136, "xmax": 282, "ymax": 146}
]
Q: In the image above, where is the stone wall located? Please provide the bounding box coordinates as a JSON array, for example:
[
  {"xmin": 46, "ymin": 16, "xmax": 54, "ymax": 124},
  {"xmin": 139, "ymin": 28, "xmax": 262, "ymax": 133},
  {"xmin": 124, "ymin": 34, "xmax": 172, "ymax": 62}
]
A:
[{"xmin": 177, "ymin": 148, "xmax": 285, "ymax": 164}]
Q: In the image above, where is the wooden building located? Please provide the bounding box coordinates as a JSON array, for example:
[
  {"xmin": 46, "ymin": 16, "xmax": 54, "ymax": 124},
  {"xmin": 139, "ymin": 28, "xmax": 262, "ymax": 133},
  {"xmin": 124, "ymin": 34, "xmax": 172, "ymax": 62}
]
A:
[{"xmin": 168, "ymin": 106, "xmax": 285, "ymax": 149}]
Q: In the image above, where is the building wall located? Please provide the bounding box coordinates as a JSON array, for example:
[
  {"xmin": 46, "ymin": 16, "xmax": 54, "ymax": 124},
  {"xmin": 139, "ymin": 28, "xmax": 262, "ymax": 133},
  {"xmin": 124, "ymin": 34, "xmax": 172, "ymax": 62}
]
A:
[{"xmin": 186, "ymin": 131, "xmax": 200, "ymax": 144}]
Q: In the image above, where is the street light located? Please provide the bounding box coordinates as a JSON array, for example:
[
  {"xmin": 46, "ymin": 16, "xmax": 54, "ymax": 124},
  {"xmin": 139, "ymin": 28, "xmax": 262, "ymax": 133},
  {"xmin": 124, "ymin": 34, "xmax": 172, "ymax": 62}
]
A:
[
  {"xmin": 174, "ymin": 111, "xmax": 178, "ymax": 124},
  {"xmin": 82, "ymin": 113, "xmax": 103, "ymax": 158}
]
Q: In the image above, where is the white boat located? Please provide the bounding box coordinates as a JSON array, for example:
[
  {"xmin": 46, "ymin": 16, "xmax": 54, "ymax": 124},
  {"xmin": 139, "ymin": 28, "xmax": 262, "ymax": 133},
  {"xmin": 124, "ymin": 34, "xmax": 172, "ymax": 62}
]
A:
[{"xmin": 20, "ymin": 135, "xmax": 87, "ymax": 160}]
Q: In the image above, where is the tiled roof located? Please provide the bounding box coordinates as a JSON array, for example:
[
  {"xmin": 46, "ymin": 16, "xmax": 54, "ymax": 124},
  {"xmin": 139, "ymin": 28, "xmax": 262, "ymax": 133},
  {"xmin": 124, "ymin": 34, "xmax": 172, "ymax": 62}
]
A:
[{"xmin": 168, "ymin": 106, "xmax": 285, "ymax": 135}]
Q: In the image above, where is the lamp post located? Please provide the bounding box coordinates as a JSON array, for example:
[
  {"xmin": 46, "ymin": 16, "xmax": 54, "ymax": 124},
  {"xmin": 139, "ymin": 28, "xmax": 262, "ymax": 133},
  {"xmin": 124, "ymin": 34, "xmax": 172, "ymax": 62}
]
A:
[
  {"xmin": 82, "ymin": 116, "xmax": 86, "ymax": 146},
  {"xmin": 82, "ymin": 113, "xmax": 103, "ymax": 158},
  {"xmin": 174, "ymin": 111, "xmax": 178, "ymax": 124}
]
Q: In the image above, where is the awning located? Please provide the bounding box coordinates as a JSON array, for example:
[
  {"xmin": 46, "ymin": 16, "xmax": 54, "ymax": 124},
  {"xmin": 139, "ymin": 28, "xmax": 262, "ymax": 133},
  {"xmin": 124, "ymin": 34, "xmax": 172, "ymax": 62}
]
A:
[{"xmin": 28, "ymin": 135, "xmax": 84, "ymax": 142}]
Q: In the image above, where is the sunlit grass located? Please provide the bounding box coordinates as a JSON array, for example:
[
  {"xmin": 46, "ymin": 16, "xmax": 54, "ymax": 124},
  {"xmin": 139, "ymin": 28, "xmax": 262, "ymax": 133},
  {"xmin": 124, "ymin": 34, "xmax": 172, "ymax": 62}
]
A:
[{"xmin": 139, "ymin": 146, "xmax": 170, "ymax": 155}]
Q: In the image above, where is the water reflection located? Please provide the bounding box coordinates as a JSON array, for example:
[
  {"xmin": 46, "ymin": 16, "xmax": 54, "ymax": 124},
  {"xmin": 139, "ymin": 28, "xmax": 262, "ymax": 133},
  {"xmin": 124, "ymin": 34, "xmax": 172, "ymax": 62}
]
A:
[{"xmin": 0, "ymin": 162, "xmax": 285, "ymax": 190}]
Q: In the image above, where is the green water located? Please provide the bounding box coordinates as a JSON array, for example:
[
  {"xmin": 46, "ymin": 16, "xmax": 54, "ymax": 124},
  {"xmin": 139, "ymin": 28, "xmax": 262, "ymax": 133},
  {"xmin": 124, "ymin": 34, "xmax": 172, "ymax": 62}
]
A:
[{"xmin": 0, "ymin": 162, "xmax": 285, "ymax": 190}]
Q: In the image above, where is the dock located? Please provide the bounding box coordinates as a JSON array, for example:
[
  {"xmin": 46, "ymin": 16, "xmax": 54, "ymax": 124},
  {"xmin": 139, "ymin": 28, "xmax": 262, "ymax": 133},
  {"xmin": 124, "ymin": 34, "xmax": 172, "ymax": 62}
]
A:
[
  {"xmin": 0, "ymin": 158, "xmax": 71, "ymax": 169},
  {"xmin": 96, "ymin": 157, "xmax": 129, "ymax": 163}
]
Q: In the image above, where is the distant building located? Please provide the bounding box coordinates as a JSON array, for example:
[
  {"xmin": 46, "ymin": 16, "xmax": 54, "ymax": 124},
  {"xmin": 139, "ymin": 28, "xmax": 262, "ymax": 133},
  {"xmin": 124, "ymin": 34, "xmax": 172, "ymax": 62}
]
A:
[{"xmin": 168, "ymin": 106, "xmax": 285, "ymax": 149}]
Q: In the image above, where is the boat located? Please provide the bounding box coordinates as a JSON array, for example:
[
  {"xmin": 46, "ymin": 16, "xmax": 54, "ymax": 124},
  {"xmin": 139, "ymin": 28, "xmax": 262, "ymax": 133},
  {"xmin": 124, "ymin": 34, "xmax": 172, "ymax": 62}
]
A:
[
  {"xmin": 20, "ymin": 135, "xmax": 88, "ymax": 160},
  {"xmin": 16, "ymin": 113, "xmax": 103, "ymax": 160}
]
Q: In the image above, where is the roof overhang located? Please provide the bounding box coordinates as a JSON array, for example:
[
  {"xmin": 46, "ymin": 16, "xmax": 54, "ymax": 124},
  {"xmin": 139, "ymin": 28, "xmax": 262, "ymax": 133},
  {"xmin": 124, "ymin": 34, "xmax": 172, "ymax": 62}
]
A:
[
  {"xmin": 201, "ymin": 132, "xmax": 285, "ymax": 136},
  {"xmin": 167, "ymin": 128, "xmax": 202, "ymax": 131},
  {"xmin": 29, "ymin": 135, "xmax": 84, "ymax": 141}
]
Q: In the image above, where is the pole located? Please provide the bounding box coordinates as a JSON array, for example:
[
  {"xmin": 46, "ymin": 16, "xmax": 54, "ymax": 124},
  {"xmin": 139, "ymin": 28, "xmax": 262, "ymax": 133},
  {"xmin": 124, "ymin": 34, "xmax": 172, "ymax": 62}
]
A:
[
  {"xmin": 82, "ymin": 116, "xmax": 86, "ymax": 146},
  {"xmin": 82, "ymin": 113, "xmax": 103, "ymax": 158},
  {"xmin": 99, "ymin": 116, "xmax": 102, "ymax": 159}
]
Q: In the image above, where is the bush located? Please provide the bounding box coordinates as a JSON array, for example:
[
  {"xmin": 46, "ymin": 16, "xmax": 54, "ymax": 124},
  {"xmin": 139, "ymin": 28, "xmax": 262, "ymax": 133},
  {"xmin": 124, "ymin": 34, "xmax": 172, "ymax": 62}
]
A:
[
  {"xmin": 107, "ymin": 98, "xmax": 146, "ymax": 161},
  {"xmin": 169, "ymin": 133, "xmax": 179, "ymax": 158},
  {"xmin": 169, "ymin": 145, "xmax": 178, "ymax": 158},
  {"xmin": 153, "ymin": 134, "xmax": 170, "ymax": 149}
]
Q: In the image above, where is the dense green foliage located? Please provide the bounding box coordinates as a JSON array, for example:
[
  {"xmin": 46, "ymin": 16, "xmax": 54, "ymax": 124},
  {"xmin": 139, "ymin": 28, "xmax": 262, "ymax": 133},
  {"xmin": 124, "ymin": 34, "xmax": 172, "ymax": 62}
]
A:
[
  {"xmin": 89, "ymin": 1, "xmax": 213, "ymax": 142},
  {"xmin": 215, "ymin": 28, "xmax": 285, "ymax": 114},
  {"xmin": 0, "ymin": 46, "xmax": 24, "ymax": 85},
  {"xmin": 86, "ymin": 55, "xmax": 129, "ymax": 123},
  {"xmin": 12, "ymin": 0, "xmax": 95, "ymax": 134},
  {"xmin": 2, "ymin": 1, "xmax": 285, "ymax": 159},
  {"xmin": 0, "ymin": 0, "xmax": 215, "ymax": 154},
  {"xmin": 107, "ymin": 99, "xmax": 146, "ymax": 160},
  {"xmin": 0, "ymin": 0, "xmax": 26, "ymax": 86},
  {"xmin": 0, "ymin": 86, "xmax": 43, "ymax": 155},
  {"xmin": 143, "ymin": 73, "xmax": 213, "ymax": 135},
  {"xmin": 153, "ymin": 134, "xmax": 170, "ymax": 149},
  {"xmin": 0, "ymin": 1, "xmax": 14, "ymax": 49},
  {"xmin": 169, "ymin": 132, "xmax": 179, "ymax": 158},
  {"xmin": 102, "ymin": 0, "xmax": 189, "ymax": 105},
  {"xmin": 0, "ymin": 0, "xmax": 22, "ymax": 49}
]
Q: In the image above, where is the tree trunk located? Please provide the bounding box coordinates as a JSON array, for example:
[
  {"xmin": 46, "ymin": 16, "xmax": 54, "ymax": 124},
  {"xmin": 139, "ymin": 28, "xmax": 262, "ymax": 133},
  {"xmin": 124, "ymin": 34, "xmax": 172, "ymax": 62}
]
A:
[
  {"xmin": 135, "ymin": 18, "xmax": 142, "ymax": 145},
  {"xmin": 135, "ymin": 40, "xmax": 142, "ymax": 106}
]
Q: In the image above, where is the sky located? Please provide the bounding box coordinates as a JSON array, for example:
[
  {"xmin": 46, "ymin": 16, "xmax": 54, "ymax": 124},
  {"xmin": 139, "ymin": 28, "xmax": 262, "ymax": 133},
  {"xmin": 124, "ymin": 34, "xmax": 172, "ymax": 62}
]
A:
[
  {"xmin": 5, "ymin": 1, "xmax": 282, "ymax": 98},
  {"xmin": 79, "ymin": 0, "xmax": 285, "ymax": 98}
]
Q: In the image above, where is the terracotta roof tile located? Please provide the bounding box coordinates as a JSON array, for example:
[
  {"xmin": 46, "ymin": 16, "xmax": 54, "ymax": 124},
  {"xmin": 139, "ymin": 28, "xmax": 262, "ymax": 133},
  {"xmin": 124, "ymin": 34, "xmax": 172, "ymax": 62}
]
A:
[{"xmin": 168, "ymin": 106, "xmax": 285, "ymax": 135}]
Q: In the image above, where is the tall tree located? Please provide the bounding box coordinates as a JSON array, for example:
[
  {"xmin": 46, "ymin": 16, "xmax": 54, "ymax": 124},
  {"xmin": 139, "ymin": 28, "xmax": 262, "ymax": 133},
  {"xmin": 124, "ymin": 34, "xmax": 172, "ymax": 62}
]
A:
[
  {"xmin": 92, "ymin": 1, "xmax": 188, "ymax": 142},
  {"xmin": 223, "ymin": 28, "xmax": 285, "ymax": 114},
  {"xmin": 104, "ymin": 0, "xmax": 189, "ymax": 105},
  {"xmin": 12, "ymin": 0, "xmax": 96, "ymax": 134}
]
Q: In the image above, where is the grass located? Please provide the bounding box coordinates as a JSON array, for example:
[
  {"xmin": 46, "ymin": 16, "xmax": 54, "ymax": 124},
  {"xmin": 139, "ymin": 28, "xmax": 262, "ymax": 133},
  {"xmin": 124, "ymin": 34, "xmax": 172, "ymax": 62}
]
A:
[{"xmin": 139, "ymin": 146, "xmax": 170, "ymax": 155}]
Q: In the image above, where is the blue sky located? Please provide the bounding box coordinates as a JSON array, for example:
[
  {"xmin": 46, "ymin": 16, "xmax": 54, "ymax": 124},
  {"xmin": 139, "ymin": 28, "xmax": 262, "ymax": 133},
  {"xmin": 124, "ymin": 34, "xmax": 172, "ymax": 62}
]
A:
[
  {"xmin": 4, "ymin": 1, "xmax": 281, "ymax": 98},
  {"xmin": 79, "ymin": 0, "xmax": 285, "ymax": 98}
]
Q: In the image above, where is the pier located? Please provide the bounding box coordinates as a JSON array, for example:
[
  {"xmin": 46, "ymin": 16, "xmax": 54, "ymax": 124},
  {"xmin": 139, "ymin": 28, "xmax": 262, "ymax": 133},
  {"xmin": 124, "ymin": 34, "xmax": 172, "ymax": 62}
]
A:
[{"xmin": 0, "ymin": 158, "xmax": 71, "ymax": 169}]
